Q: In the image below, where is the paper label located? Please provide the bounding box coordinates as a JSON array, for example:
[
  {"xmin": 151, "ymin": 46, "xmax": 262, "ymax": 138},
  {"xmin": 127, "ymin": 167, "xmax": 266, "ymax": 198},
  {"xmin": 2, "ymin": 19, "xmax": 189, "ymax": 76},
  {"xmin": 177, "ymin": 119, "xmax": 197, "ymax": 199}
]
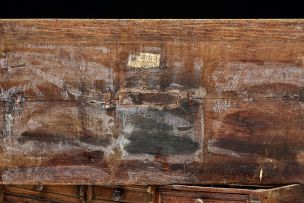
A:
[{"xmin": 127, "ymin": 53, "xmax": 160, "ymax": 69}]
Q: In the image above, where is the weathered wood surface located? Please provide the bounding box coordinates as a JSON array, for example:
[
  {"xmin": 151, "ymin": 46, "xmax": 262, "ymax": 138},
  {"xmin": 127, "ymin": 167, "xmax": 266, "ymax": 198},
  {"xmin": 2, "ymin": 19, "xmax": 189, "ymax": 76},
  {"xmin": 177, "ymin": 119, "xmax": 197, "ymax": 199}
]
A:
[
  {"xmin": 1, "ymin": 20, "xmax": 304, "ymax": 184},
  {"xmin": 156, "ymin": 184, "xmax": 304, "ymax": 203},
  {"xmin": 2, "ymin": 184, "xmax": 303, "ymax": 203},
  {"xmin": 2, "ymin": 185, "xmax": 85, "ymax": 202}
]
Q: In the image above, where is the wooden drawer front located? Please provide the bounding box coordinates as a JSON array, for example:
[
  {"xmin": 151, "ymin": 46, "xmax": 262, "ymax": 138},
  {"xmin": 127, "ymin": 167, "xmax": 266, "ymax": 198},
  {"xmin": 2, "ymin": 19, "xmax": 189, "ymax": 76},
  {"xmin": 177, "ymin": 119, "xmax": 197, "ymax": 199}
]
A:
[
  {"xmin": 157, "ymin": 184, "xmax": 304, "ymax": 203},
  {"xmin": 3, "ymin": 185, "xmax": 83, "ymax": 203},
  {"xmin": 89, "ymin": 186, "xmax": 150, "ymax": 203},
  {"xmin": 158, "ymin": 190, "xmax": 249, "ymax": 203},
  {"xmin": 1, "ymin": 184, "xmax": 303, "ymax": 202}
]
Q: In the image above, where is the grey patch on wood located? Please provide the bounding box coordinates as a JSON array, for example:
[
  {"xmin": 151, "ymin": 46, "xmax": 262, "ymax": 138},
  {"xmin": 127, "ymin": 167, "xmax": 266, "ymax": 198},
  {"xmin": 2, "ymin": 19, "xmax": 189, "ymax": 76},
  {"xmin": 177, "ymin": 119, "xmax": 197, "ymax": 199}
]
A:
[
  {"xmin": 117, "ymin": 106, "xmax": 200, "ymax": 156},
  {"xmin": 124, "ymin": 117, "xmax": 199, "ymax": 155}
]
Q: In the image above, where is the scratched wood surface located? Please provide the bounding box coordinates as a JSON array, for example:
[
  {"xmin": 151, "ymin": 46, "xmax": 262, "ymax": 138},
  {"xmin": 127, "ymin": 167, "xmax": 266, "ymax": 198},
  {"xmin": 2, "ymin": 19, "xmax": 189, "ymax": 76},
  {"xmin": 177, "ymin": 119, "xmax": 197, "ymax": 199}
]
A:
[{"xmin": 0, "ymin": 20, "xmax": 304, "ymax": 185}]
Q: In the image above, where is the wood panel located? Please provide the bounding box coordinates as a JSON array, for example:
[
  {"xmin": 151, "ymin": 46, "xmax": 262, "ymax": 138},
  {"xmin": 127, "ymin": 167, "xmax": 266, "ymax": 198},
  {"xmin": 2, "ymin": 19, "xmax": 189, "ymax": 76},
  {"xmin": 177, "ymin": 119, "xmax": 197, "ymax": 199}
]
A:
[
  {"xmin": 1, "ymin": 20, "xmax": 304, "ymax": 185},
  {"xmin": 1, "ymin": 184, "xmax": 303, "ymax": 202},
  {"xmin": 88, "ymin": 185, "xmax": 151, "ymax": 203},
  {"xmin": 203, "ymin": 98, "xmax": 304, "ymax": 184},
  {"xmin": 156, "ymin": 184, "xmax": 304, "ymax": 203},
  {"xmin": 3, "ymin": 185, "xmax": 83, "ymax": 203}
]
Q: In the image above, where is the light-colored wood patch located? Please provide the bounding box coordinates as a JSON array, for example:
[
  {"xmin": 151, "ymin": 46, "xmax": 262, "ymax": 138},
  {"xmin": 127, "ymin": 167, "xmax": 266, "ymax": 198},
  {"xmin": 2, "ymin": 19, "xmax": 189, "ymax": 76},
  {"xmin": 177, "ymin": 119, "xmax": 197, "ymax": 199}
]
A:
[{"xmin": 127, "ymin": 53, "xmax": 160, "ymax": 69}]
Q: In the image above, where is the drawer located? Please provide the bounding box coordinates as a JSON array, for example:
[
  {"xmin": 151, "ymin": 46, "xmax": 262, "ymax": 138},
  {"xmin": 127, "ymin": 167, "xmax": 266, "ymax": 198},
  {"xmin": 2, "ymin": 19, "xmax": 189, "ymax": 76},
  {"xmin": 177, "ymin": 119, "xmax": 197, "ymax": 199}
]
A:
[
  {"xmin": 156, "ymin": 184, "xmax": 304, "ymax": 203},
  {"xmin": 87, "ymin": 185, "xmax": 153, "ymax": 203},
  {"xmin": 1, "ymin": 184, "xmax": 303, "ymax": 202},
  {"xmin": 157, "ymin": 189, "xmax": 249, "ymax": 203},
  {"xmin": 2, "ymin": 185, "xmax": 84, "ymax": 203}
]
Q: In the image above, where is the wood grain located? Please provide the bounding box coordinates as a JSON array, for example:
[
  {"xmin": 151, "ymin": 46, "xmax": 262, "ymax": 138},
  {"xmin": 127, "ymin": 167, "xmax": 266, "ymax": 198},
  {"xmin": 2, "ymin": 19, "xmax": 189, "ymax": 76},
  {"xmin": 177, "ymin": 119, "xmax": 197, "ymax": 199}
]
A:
[
  {"xmin": 1, "ymin": 20, "xmax": 304, "ymax": 185},
  {"xmin": 2, "ymin": 184, "xmax": 303, "ymax": 203},
  {"xmin": 156, "ymin": 184, "xmax": 304, "ymax": 203},
  {"xmin": 3, "ymin": 185, "xmax": 83, "ymax": 203}
]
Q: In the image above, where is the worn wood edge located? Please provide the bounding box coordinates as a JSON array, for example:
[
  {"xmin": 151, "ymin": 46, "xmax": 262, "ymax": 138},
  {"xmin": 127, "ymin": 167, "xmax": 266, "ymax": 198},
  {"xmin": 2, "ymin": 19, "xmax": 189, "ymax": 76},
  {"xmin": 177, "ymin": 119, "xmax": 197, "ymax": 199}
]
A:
[
  {"xmin": 157, "ymin": 184, "xmax": 266, "ymax": 194},
  {"xmin": 0, "ymin": 19, "xmax": 301, "ymax": 21},
  {"xmin": 253, "ymin": 183, "xmax": 302, "ymax": 192},
  {"xmin": 252, "ymin": 184, "xmax": 304, "ymax": 202},
  {"xmin": 1, "ymin": 19, "xmax": 303, "ymax": 42},
  {"xmin": 2, "ymin": 188, "xmax": 82, "ymax": 203}
]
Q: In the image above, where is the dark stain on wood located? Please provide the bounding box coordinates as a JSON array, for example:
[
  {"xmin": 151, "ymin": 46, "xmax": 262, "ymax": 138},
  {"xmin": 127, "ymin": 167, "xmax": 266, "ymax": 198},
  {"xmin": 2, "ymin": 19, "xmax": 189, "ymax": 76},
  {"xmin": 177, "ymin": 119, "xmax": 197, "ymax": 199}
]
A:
[
  {"xmin": 46, "ymin": 150, "xmax": 105, "ymax": 166},
  {"xmin": 17, "ymin": 132, "xmax": 81, "ymax": 147},
  {"xmin": 126, "ymin": 92, "xmax": 177, "ymax": 105},
  {"xmin": 179, "ymin": 98, "xmax": 201, "ymax": 114},
  {"xmin": 125, "ymin": 117, "xmax": 199, "ymax": 155},
  {"xmin": 118, "ymin": 101, "xmax": 201, "ymax": 156},
  {"xmin": 242, "ymin": 83, "xmax": 304, "ymax": 102},
  {"xmin": 297, "ymin": 87, "xmax": 304, "ymax": 102},
  {"xmin": 213, "ymin": 138, "xmax": 297, "ymax": 160},
  {"xmin": 222, "ymin": 110, "xmax": 271, "ymax": 132},
  {"xmin": 79, "ymin": 134, "xmax": 112, "ymax": 147}
]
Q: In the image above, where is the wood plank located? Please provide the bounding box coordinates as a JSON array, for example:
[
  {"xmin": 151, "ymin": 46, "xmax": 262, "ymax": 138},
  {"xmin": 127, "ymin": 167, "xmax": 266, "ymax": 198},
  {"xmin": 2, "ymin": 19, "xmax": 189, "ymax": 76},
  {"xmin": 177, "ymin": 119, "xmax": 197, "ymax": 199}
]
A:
[
  {"xmin": 1, "ymin": 20, "xmax": 304, "ymax": 185},
  {"xmin": 3, "ymin": 193, "xmax": 81, "ymax": 203},
  {"xmin": 3, "ymin": 185, "xmax": 82, "ymax": 203},
  {"xmin": 6, "ymin": 185, "xmax": 81, "ymax": 197},
  {"xmin": 253, "ymin": 184, "xmax": 304, "ymax": 203},
  {"xmin": 0, "ymin": 101, "xmax": 113, "ymax": 184},
  {"xmin": 157, "ymin": 186, "xmax": 250, "ymax": 203},
  {"xmin": 203, "ymin": 98, "xmax": 304, "ymax": 184},
  {"xmin": 92, "ymin": 186, "xmax": 149, "ymax": 203},
  {"xmin": 0, "ymin": 20, "xmax": 303, "ymax": 42},
  {"xmin": 206, "ymin": 61, "xmax": 304, "ymax": 98},
  {"xmin": 156, "ymin": 184, "xmax": 304, "ymax": 203}
]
